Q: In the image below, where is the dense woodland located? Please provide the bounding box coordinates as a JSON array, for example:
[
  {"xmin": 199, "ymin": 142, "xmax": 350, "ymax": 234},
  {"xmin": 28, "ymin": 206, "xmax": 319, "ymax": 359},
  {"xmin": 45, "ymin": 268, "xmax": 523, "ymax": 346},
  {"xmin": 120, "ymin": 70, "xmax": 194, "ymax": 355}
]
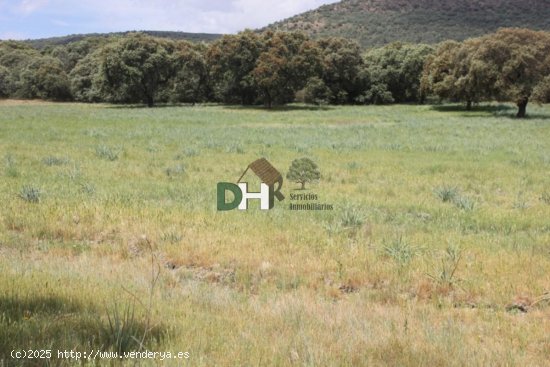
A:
[{"xmin": 1, "ymin": 28, "xmax": 550, "ymax": 117}]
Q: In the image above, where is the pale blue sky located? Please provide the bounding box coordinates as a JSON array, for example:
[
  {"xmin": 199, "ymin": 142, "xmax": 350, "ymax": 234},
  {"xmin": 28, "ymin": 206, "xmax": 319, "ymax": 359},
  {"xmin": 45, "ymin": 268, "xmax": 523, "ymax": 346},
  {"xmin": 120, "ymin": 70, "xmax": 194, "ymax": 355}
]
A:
[{"xmin": 0, "ymin": 0, "xmax": 338, "ymax": 40}]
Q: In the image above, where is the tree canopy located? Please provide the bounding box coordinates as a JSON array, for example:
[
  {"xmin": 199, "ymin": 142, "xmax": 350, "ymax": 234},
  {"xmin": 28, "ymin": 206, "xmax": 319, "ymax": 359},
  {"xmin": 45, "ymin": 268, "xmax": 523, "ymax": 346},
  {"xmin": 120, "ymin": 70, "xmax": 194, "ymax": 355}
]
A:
[
  {"xmin": 1, "ymin": 28, "xmax": 550, "ymax": 116},
  {"xmin": 422, "ymin": 28, "xmax": 550, "ymax": 117},
  {"xmin": 364, "ymin": 42, "xmax": 434, "ymax": 104},
  {"xmin": 287, "ymin": 158, "xmax": 321, "ymax": 190},
  {"xmin": 97, "ymin": 34, "xmax": 173, "ymax": 107}
]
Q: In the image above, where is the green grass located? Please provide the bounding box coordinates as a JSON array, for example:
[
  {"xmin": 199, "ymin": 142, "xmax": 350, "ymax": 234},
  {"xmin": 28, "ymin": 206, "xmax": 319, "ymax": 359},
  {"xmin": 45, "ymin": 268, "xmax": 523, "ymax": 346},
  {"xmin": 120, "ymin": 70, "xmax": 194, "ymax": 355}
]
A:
[{"xmin": 0, "ymin": 101, "xmax": 549, "ymax": 366}]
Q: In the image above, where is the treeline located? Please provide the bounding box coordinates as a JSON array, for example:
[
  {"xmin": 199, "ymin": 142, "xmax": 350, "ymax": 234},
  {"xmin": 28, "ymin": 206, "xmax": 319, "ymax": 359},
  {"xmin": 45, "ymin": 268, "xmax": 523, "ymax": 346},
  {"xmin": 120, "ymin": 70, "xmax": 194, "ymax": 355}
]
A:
[
  {"xmin": 0, "ymin": 28, "xmax": 549, "ymax": 117},
  {"xmin": 0, "ymin": 30, "xmax": 433, "ymax": 108}
]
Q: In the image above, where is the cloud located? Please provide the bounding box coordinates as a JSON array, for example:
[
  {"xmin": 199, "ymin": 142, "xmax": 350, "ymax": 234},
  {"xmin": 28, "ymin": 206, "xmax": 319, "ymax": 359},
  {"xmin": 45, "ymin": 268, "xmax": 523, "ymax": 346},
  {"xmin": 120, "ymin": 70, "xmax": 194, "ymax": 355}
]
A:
[
  {"xmin": 0, "ymin": 0, "xmax": 338, "ymax": 39},
  {"xmin": 0, "ymin": 31, "xmax": 29, "ymax": 40},
  {"xmin": 75, "ymin": 0, "xmax": 336, "ymax": 33},
  {"xmin": 17, "ymin": 0, "xmax": 49, "ymax": 14}
]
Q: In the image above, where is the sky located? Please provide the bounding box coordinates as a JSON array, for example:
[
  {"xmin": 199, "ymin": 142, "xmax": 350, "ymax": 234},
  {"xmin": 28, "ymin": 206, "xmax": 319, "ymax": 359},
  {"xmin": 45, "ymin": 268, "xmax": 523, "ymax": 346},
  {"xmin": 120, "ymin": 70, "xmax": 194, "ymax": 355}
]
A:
[{"xmin": 0, "ymin": 0, "xmax": 338, "ymax": 40}]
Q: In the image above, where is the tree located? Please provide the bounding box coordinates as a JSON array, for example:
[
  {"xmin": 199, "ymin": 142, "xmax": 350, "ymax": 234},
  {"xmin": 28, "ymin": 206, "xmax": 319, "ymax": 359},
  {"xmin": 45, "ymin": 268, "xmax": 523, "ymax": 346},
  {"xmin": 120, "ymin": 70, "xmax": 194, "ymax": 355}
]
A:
[
  {"xmin": 19, "ymin": 56, "xmax": 72, "ymax": 101},
  {"xmin": 207, "ymin": 30, "xmax": 264, "ymax": 104},
  {"xmin": 533, "ymin": 75, "xmax": 550, "ymax": 103},
  {"xmin": 316, "ymin": 37, "xmax": 365, "ymax": 104},
  {"xmin": 169, "ymin": 41, "xmax": 208, "ymax": 104},
  {"xmin": 475, "ymin": 28, "xmax": 550, "ymax": 118},
  {"xmin": 253, "ymin": 32, "xmax": 321, "ymax": 107},
  {"xmin": 363, "ymin": 42, "xmax": 434, "ymax": 104},
  {"xmin": 69, "ymin": 50, "xmax": 102, "ymax": 102},
  {"xmin": 304, "ymin": 77, "xmax": 331, "ymax": 105},
  {"xmin": 286, "ymin": 158, "xmax": 321, "ymax": 190},
  {"xmin": 0, "ymin": 41, "xmax": 42, "ymax": 98},
  {"xmin": 421, "ymin": 40, "xmax": 492, "ymax": 109},
  {"xmin": 422, "ymin": 29, "xmax": 550, "ymax": 117},
  {"xmin": 0, "ymin": 65, "xmax": 10, "ymax": 98},
  {"xmin": 45, "ymin": 37, "xmax": 111, "ymax": 74},
  {"xmin": 97, "ymin": 33, "xmax": 172, "ymax": 107}
]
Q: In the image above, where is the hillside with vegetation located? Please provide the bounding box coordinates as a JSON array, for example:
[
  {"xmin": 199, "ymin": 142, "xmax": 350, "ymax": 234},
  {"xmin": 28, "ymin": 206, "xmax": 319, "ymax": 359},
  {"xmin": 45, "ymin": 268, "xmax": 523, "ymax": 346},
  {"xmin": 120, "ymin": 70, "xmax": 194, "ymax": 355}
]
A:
[
  {"xmin": 24, "ymin": 31, "xmax": 222, "ymax": 49},
  {"xmin": 266, "ymin": 0, "xmax": 550, "ymax": 48}
]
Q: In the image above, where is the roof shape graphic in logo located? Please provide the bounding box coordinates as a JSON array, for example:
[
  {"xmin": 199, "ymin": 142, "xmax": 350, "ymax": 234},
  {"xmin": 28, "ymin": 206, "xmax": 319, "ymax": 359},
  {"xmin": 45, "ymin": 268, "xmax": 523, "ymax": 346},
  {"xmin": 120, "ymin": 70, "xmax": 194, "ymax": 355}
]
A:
[{"xmin": 238, "ymin": 158, "xmax": 285, "ymax": 201}]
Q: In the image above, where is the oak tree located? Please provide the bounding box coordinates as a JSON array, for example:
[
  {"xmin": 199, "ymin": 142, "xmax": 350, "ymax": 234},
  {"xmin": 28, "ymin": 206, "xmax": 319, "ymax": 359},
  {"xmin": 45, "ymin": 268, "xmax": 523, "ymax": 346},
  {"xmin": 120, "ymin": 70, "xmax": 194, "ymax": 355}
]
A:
[
  {"xmin": 97, "ymin": 33, "xmax": 172, "ymax": 107},
  {"xmin": 287, "ymin": 158, "xmax": 321, "ymax": 190}
]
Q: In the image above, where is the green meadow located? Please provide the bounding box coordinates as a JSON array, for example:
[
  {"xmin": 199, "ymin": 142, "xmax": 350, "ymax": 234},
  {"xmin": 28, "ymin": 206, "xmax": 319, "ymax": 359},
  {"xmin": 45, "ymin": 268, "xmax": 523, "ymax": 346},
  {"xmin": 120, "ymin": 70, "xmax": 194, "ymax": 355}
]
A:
[{"xmin": 0, "ymin": 101, "xmax": 549, "ymax": 366}]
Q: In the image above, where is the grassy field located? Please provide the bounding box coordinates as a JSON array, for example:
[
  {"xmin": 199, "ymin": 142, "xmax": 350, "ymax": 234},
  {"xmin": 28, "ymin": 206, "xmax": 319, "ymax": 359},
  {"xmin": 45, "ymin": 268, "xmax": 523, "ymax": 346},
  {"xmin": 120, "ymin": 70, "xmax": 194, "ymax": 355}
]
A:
[{"xmin": 0, "ymin": 100, "xmax": 549, "ymax": 366}]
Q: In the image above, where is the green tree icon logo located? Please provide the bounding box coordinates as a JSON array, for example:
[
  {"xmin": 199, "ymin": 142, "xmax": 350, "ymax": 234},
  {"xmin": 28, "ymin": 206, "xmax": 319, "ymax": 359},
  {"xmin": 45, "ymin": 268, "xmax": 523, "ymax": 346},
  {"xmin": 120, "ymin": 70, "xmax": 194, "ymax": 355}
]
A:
[{"xmin": 286, "ymin": 158, "xmax": 321, "ymax": 190}]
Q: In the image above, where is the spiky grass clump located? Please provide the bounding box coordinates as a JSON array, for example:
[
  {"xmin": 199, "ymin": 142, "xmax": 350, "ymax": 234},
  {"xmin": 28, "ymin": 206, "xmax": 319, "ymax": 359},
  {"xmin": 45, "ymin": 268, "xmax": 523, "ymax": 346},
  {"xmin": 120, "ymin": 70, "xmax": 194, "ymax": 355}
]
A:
[
  {"xmin": 4, "ymin": 154, "xmax": 18, "ymax": 177},
  {"xmin": 96, "ymin": 145, "xmax": 122, "ymax": 161},
  {"xmin": 339, "ymin": 204, "xmax": 365, "ymax": 229},
  {"xmin": 42, "ymin": 156, "xmax": 69, "ymax": 166},
  {"xmin": 434, "ymin": 186, "xmax": 458, "ymax": 203},
  {"xmin": 435, "ymin": 186, "xmax": 475, "ymax": 211},
  {"xmin": 165, "ymin": 164, "xmax": 185, "ymax": 177},
  {"xmin": 18, "ymin": 185, "xmax": 42, "ymax": 203}
]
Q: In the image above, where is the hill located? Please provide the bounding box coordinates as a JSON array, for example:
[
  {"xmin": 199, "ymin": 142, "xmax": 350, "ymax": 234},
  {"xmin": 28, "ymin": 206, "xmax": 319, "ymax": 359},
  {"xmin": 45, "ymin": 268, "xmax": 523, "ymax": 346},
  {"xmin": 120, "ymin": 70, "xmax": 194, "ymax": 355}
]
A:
[
  {"xmin": 265, "ymin": 0, "xmax": 550, "ymax": 48},
  {"xmin": 24, "ymin": 31, "xmax": 222, "ymax": 49}
]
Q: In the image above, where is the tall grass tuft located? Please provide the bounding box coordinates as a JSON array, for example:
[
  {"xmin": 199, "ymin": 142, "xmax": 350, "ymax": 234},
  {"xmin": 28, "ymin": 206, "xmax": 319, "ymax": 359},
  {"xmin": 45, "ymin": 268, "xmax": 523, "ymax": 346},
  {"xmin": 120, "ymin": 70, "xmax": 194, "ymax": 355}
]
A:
[
  {"xmin": 182, "ymin": 148, "xmax": 199, "ymax": 157},
  {"xmin": 435, "ymin": 186, "xmax": 475, "ymax": 211},
  {"xmin": 4, "ymin": 154, "xmax": 19, "ymax": 177},
  {"xmin": 453, "ymin": 194, "xmax": 475, "ymax": 211},
  {"xmin": 165, "ymin": 164, "xmax": 185, "ymax": 177},
  {"xmin": 96, "ymin": 145, "xmax": 122, "ymax": 161},
  {"xmin": 428, "ymin": 244, "xmax": 463, "ymax": 287},
  {"xmin": 539, "ymin": 192, "xmax": 550, "ymax": 205},
  {"xmin": 434, "ymin": 186, "xmax": 458, "ymax": 203},
  {"xmin": 19, "ymin": 185, "xmax": 42, "ymax": 203},
  {"xmin": 42, "ymin": 156, "xmax": 69, "ymax": 166},
  {"xmin": 384, "ymin": 235, "xmax": 416, "ymax": 265},
  {"xmin": 103, "ymin": 301, "xmax": 142, "ymax": 353},
  {"xmin": 339, "ymin": 204, "xmax": 366, "ymax": 229}
]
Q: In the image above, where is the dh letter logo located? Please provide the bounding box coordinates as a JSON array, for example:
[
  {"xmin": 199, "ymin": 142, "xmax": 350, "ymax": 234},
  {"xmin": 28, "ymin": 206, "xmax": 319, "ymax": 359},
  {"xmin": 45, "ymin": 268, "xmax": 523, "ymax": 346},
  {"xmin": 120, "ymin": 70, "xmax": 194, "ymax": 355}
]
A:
[
  {"xmin": 216, "ymin": 182, "xmax": 243, "ymax": 211},
  {"xmin": 217, "ymin": 158, "xmax": 285, "ymax": 211}
]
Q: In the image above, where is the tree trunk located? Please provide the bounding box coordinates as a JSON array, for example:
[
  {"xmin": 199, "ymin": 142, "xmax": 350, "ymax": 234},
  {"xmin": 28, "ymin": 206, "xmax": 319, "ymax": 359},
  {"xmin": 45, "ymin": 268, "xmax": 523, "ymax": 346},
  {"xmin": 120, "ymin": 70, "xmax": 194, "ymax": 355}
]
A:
[
  {"xmin": 466, "ymin": 100, "xmax": 472, "ymax": 110},
  {"xmin": 145, "ymin": 95, "xmax": 154, "ymax": 108},
  {"xmin": 300, "ymin": 181, "xmax": 305, "ymax": 190},
  {"xmin": 516, "ymin": 97, "xmax": 528, "ymax": 118},
  {"xmin": 264, "ymin": 89, "xmax": 272, "ymax": 109}
]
